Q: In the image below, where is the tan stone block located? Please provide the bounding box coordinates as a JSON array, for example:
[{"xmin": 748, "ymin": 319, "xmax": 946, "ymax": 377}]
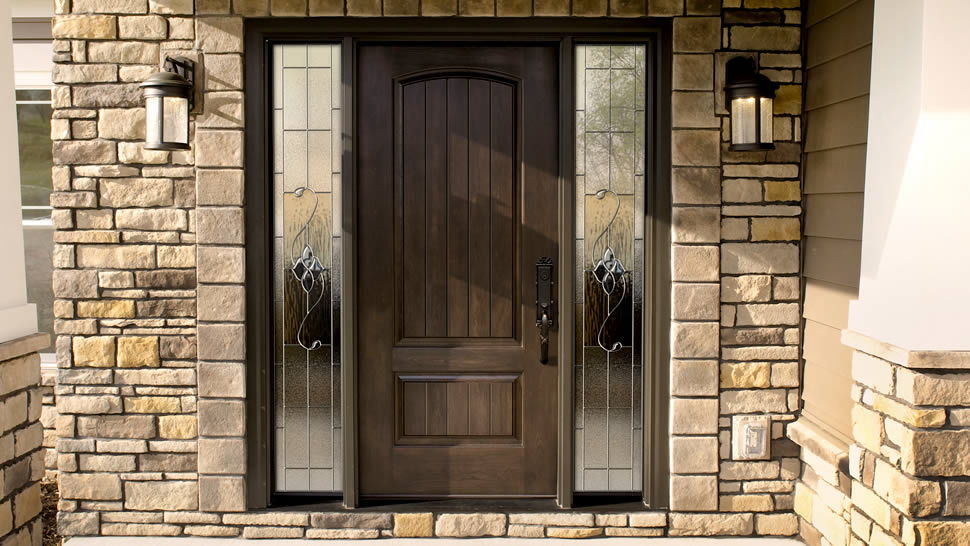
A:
[
  {"xmin": 877, "ymin": 394, "xmax": 945, "ymax": 429},
  {"xmin": 434, "ymin": 513, "xmax": 506, "ymax": 537},
  {"xmin": 195, "ymin": 130, "xmax": 243, "ymax": 168},
  {"xmin": 198, "ymin": 91, "xmax": 244, "ymax": 128},
  {"xmin": 196, "ymin": 17, "xmax": 243, "ymax": 53},
  {"xmin": 53, "ymin": 15, "xmax": 117, "ymax": 39},
  {"xmin": 116, "ymin": 209, "xmax": 188, "ymax": 231},
  {"xmin": 547, "ymin": 527, "xmax": 603, "ymax": 538},
  {"xmin": 907, "ymin": 521, "xmax": 970, "ymax": 546},
  {"xmin": 906, "ymin": 429, "xmax": 970, "ymax": 477},
  {"xmin": 77, "ymin": 415, "xmax": 155, "ymax": 439},
  {"xmin": 59, "ymin": 473, "xmax": 122, "ymax": 500},
  {"xmin": 896, "ymin": 368, "xmax": 970, "ymax": 407},
  {"xmin": 673, "ymin": 54, "xmax": 713, "ymax": 90},
  {"xmin": 722, "ymin": 178, "xmax": 761, "ymax": 203},
  {"xmin": 670, "ymin": 475, "xmax": 718, "ymax": 511},
  {"xmin": 672, "ymin": 283, "xmax": 719, "ymax": 320},
  {"xmin": 764, "ymin": 180, "xmax": 800, "ymax": 202},
  {"xmin": 125, "ymin": 481, "xmax": 198, "ymax": 510},
  {"xmin": 198, "ymin": 438, "xmax": 246, "ymax": 474},
  {"xmin": 722, "ymin": 243, "xmax": 799, "ymax": 274},
  {"xmin": 159, "ymin": 415, "xmax": 198, "ymax": 439},
  {"xmin": 721, "ymin": 362, "xmax": 770, "ymax": 388},
  {"xmin": 197, "ymin": 169, "xmax": 244, "ymax": 206},
  {"xmin": 793, "ymin": 482, "xmax": 813, "ymax": 520},
  {"xmin": 125, "ymin": 396, "xmax": 180, "ymax": 413},
  {"xmin": 198, "ymin": 323, "xmax": 245, "ymax": 361},
  {"xmin": 593, "ymin": 514, "xmax": 626, "ymax": 526},
  {"xmin": 751, "ymin": 218, "xmax": 799, "ymax": 241},
  {"xmin": 508, "ymin": 513, "xmax": 593, "ymax": 526},
  {"xmin": 88, "ymin": 41, "xmax": 159, "ymax": 64},
  {"xmin": 873, "ymin": 458, "xmax": 941, "ymax": 517},
  {"xmin": 78, "ymin": 454, "xmax": 136, "ymax": 472},
  {"xmin": 76, "ymin": 300, "xmax": 135, "ymax": 319},
  {"xmin": 628, "ymin": 512, "xmax": 666, "ymax": 527},
  {"xmin": 150, "ymin": 0, "xmax": 194, "ymax": 14},
  {"xmin": 672, "ymin": 130, "xmax": 720, "ymax": 166},
  {"xmin": 731, "ymin": 26, "xmax": 800, "ymax": 51},
  {"xmin": 672, "ymin": 207, "xmax": 720, "ymax": 243},
  {"xmin": 203, "ymin": 54, "xmax": 243, "ymax": 91},
  {"xmin": 606, "ymin": 527, "xmax": 663, "ymax": 536},
  {"xmin": 100, "ymin": 178, "xmax": 174, "ymax": 208},
  {"xmin": 671, "ymin": 397, "xmax": 718, "ymax": 434},
  {"xmin": 669, "ymin": 513, "xmax": 754, "ymax": 536},
  {"xmin": 53, "ymin": 64, "xmax": 118, "ymax": 84},
  {"xmin": 773, "ymin": 277, "xmax": 799, "ymax": 300},
  {"xmin": 851, "ymin": 482, "xmax": 893, "ymax": 531},
  {"xmin": 771, "ymin": 362, "xmax": 799, "ymax": 387},
  {"xmin": 508, "ymin": 524, "xmax": 543, "ymax": 537},
  {"xmin": 197, "ymin": 247, "xmax": 244, "ymax": 284},
  {"xmin": 197, "ymin": 207, "xmax": 244, "ymax": 245},
  {"xmin": 671, "ymin": 359, "xmax": 718, "ymax": 396},
  {"xmin": 197, "ymin": 285, "xmax": 246, "ymax": 322},
  {"xmin": 157, "ymin": 246, "xmax": 196, "ymax": 268},
  {"xmin": 672, "ymin": 322, "xmax": 719, "ymax": 358},
  {"xmin": 721, "ymin": 275, "xmax": 771, "ymax": 303},
  {"xmin": 185, "ymin": 525, "xmax": 241, "ymax": 537},
  {"xmin": 117, "ymin": 336, "xmax": 160, "ymax": 368},
  {"xmin": 53, "ymin": 140, "xmax": 117, "ymax": 165},
  {"xmin": 672, "ymin": 167, "xmax": 720, "ymax": 204},
  {"xmin": 73, "ymin": 336, "xmax": 116, "ymax": 367},
  {"xmin": 199, "ymin": 475, "xmax": 246, "ymax": 512},
  {"xmin": 118, "ymin": 15, "xmax": 167, "ymax": 39},
  {"xmin": 198, "ymin": 399, "xmax": 245, "ymax": 436},
  {"xmin": 672, "ymin": 245, "xmax": 719, "ymax": 281},
  {"xmin": 77, "ymin": 245, "xmax": 156, "ymax": 269},
  {"xmin": 673, "ymin": 17, "xmax": 721, "ymax": 52},
  {"xmin": 198, "ymin": 362, "xmax": 245, "ymax": 398},
  {"xmin": 671, "ymin": 436, "xmax": 719, "ymax": 473},
  {"xmin": 735, "ymin": 302, "xmax": 799, "ymax": 326},
  {"xmin": 721, "ymin": 389, "xmax": 788, "ymax": 413},
  {"xmin": 393, "ymin": 513, "xmax": 434, "ymax": 537},
  {"xmin": 58, "ymin": 511, "xmax": 99, "ymax": 535},
  {"xmin": 233, "ymin": 0, "xmax": 269, "ymax": 15}
]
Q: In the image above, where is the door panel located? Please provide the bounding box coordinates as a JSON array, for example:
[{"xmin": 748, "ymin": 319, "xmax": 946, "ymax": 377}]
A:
[{"xmin": 358, "ymin": 44, "xmax": 559, "ymax": 497}]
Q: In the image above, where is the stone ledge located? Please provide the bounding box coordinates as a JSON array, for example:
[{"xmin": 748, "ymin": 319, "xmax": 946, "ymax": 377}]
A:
[
  {"xmin": 788, "ymin": 417, "xmax": 849, "ymax": 472},
  {"xmin": 0, "ymin": 332, "xmax": 49, "ymax": 362},
  {"xmin": 842, "ymin": 330, "xmax": 970, "ymax": 370}
]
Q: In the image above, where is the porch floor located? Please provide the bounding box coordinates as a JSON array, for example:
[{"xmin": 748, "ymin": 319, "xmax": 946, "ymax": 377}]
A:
[{"xmin": 68, "ymin": 538, "xmax": 801, "ymax": 545}]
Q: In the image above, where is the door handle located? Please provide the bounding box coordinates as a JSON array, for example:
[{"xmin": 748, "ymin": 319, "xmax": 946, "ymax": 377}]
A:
[{"xmin": 535, "ymin": 257, "xmax": 555, "ymax": 364}]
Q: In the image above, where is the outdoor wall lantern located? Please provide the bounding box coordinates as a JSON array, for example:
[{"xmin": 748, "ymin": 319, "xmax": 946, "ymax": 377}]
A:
[
  {"xmin": 141, "ymin": 56, "xmax": 195, "ymax": 151},
  {"xmin": 725, "ymin": 56, "xmax": 778, "ymax": 151}
]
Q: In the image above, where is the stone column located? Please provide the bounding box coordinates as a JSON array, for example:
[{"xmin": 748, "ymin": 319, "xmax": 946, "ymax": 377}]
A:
[{"xmin": 842, "ymin": 1, "xmax": 970, "ymax": 544}]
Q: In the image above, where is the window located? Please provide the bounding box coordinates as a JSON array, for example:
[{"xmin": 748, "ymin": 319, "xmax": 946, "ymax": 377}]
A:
[{"xmin": 17, "ymin": 88, "xmax": 54, "ymax": 358}]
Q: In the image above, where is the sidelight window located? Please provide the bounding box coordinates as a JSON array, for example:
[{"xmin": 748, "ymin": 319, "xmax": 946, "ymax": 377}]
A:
[
  {"xmin": 573, "ymin": 44, "xmax": 647, "ymax": 493},
  {"xmin": 271, "ymin": 43, "xmax": 343, "ymax": 493}
]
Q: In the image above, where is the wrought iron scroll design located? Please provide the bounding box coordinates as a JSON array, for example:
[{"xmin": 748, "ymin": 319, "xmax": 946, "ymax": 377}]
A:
[
  {"xmin": 587, "ymin": 189, "xmax": 630, "ymax": 353},
  {"xmin": 289, "ymin": 186, "xmax": 329, "ymax": 351}
]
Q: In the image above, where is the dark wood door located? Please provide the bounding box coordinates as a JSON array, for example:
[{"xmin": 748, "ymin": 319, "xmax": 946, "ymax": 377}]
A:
[{"xmin": 357, "ymin": 44, "xmax": 559, "ymax": 497}]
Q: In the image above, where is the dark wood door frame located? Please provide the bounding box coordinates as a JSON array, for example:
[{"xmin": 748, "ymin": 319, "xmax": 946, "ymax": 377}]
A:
[{"xmin": 244, "ymin": 17, "xmax": 672, "ymax": 511}]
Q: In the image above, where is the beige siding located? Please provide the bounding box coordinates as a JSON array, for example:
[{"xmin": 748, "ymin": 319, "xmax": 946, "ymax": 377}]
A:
[{"xmin": 801, "ymin": 0, "xmax": 874, "ymax": 442}]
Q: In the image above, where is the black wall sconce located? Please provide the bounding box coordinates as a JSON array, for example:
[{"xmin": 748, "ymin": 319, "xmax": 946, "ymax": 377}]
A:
[
  {"xmin": 141, "ymin": 56, "xmax": 195, "ymax": 151},
  {"xmin": 725, "ymin": 57, "xmax": 778, "ymax": 151}
]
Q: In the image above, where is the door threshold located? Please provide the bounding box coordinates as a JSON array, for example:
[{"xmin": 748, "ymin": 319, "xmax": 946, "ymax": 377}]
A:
[{"xmin": 270, "ymin": 496, "xmax": 646, "ymax": 513}]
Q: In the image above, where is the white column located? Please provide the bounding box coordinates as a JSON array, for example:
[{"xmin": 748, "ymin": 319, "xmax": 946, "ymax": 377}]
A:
[
  {"xmin": 0, "ymin": 0, "xmax": 37, "ymax": 343},
  {"xmin": 848, "ymin": 0, "xmax": 970, "ymax": 351}
]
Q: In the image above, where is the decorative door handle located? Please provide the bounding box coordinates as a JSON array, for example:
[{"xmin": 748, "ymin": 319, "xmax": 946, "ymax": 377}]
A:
[{"xmin": 535, "ymin": 257, "xmax": 555, "ymax": 364}]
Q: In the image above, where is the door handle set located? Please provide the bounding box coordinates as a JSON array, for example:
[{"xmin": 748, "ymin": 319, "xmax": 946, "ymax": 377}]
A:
[{"xmin": 535, "ymin": 257, "xmax": 555, "ymax": 364}]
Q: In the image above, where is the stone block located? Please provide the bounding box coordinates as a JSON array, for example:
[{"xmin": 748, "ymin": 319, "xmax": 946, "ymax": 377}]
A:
[
  {"xmin": 731, "ymin": 26, "xmax": 800, "ymax": 51},
  {"xmin": 508, "ymin": 513, "xmax": 593, "ymax": 526},
  {"xmin": 53, "ymin": 140, "xmax": 116, "ymax": 165},
  {"xmin": 393, "ymin": 513, "xmax": 434, "ymax": 537},
  {"xmin": 196, "ymin": 17, "xmax": 243, "ymax": 53},
  {"xmin": 906, "ymin": 429, "xmax": 970, "ymax": 477},
  {"xmin": 118, "ymin": 15, "xmax": 167, "ymax": 39},
  {"xmin": 896, "ymin": 368, "xmax": 970, "ymax": 407},
  {"xmin": 672, "ymin": 92, "xmax": 717, "ymax": 128},
  {"xmin": 672, "ymin": 321, "xmax": 719, "ymax": 358},
  {"xmin": 125, "ymin": 481, "xmax": 198, "ymax": 510},
  {"xmin": 125, "ymin": 396, "xmax": 181, "ymax": 413},
  {"xmin": 197, "ymin": 169, "xmax": 244, "ymax": 206},
  {"xmin": 755, "ymin": 513, "xmax": 798, "ymax": 535},
  {"xmin": 721, "ymin": 460, "xmax": 780, "ymax": 480},
  {"xmin": 672, "ymin": 167, "xmax": 720, "ymax": 204},
  {"xmin": 157, "ymin": 246, "xmax": 196, "ymax": 268},
  {"xmin": 72, "ymin": 336, "xmax": 116, "ymax": 367},
  {"xmin": 117, "ymin": 336, "xmax": 160, "ymax": 368},
  {"xmin": 150, "ymin": 0, "xmax": 195, "ymax": 14},
  {"xmin": 672, "ymin": 283, "xmax": 719, "ymax": 320},
  {"xmin": 720, "ymin": 362, "xmax": 770, "ymax": 388},
  {"xmin": 671, "ymin": 397, "xmax": 718, "ymax": 434},
  {"xmin": 672, "ymin": 207, "xmax": 720, "ymax": 243},
  {"xmin": 159, "ymin": 415, "xmax": 198, "ymax": 439},
  {"xmin": 198, "ymin": 362, "xmax": 245, "ymax": 398},
  {"xmin": 88, "ymin": 41, "xmax": 159, "ymax": 64},
  {"xmin": 721, "ymin": 243, "xmax": 799, "ymax": 274},
  {"xmin": 508, "ymin": 524, "xmax": 543, "ymax": 537},
  {"xmin": 197, "ymin": 285, "xmax": 246, "ymax": 322},
  {"xmin": 196, "ymin": 130, "xmax": 243, "ymax": 167},
  {"xmin": 764, "ymin": 180, "xmax": 800, "ymax": 201},
  {"xmin": 671, "ymin": 359, "xmax": 718, "ymax": 396},
  {"xmin": 434, "ymin": 513, "xmax": 506, "ymax": 537},
  {"xmin": 72, "ymin": 0, "xmax": 148, "ymax": 13},
  {"xmin": 197, "ymin": 207, "xmax": 244, "ymax": 245},
  {"xmin": 669, "ymin": 475, "xmax": 718, "ymax": 511},
  {"xmin": 673, "ymin": 17, "xmax": 721, "ymax": 52},
  {"xmin": 721, "ymin": 389, "xmax": 787, "ymax": 413},
  {"xmin": 73, "ymin": 84, "xmax": 142, "ymax": 108},
  {"xmin": 118, "ymin": 142, "xmax": 169, "ymax": 164},
  {"xmin": 310, "ymin": 512, "xmax": 392, "ymax": 529},
  {"xmin": 722, "ymin": 178, "xmax": 761, "ymax": 203},
  {"xmin": 115, "ymin": 209, "xmax": 188, "ymax": 231},
  {"xmin": 198, "ymin": 438, "xmax": 246, "ymax": 474},
  {"xmin": 199, "ymin": 475, "xmax": 246, "ymax": 512},
  {"xmin": 871, "ymin": 391, "xmax": 945, "ymax": 428},
  {"xmin": 198, "ymin": 323, "xmax": 246, "ymax": 361},
  {"xmin": 198, "ymin": 399, "xmax": 245, "ymax": 436},
  {"xmin": 77, "ymin": 415, "xmax": 155, "ymax": 439},
  {"xmin": 944, "ymin": 481, "xmax": 970, "ymax": 516},
  {"xmin": 305, "ymin": 529, "xmax": 381, "ymax": 539},
  {"xmin": 547, "ymin": 527, "xmax": 603, "ymax": 538},
  {"xmin": 197, "ymin": 247, "xmax": 245, "ymax": 284},
  {"xmin": 59, "ymin": 473, "xmax": 122, "ymax": 500},
  {"xmin": 873, "ymin": 458, "xmax": 941, "ymax": 517},
  {"xmin": 58, "ymin": 511, "xmax": 100, "ymax": 535},
  {"xmin": 671, "ymin": 436, "xmax": 719, "ymax": 473},
  {"xmin": 100, "ymin": 179, "xmax": 174, "ymax": 207},
  {"xmin": 78, "ymin": 454, "xmax": 136, "ymax": 472},
  {"xmin": 721, "ymin": 275, "xmax": 771, "ymax": 303},
  {"xmin": 53, "ymin": 270, "xmax": 99, "ymax": 299},
  {"xmin": 53, "ymin": 15, "xmax": 117, "ymax": 39},
  {"xmin": 672, "ymin": 245, "xmax": 719, "ymax": 281},
  {"xmin": 672, "ymin": 130, "xmax": 720, "ymax": 166},
  {"xmin": 203, "ymin": 54, "xmax": 244, "ymax": 91},
  {"xmin": 735, "ymin": 303, "xmax": 799, "ymax": 326},
  {"xmin": 751, "ymin": 218, "xmax": 799, "ymax": 241},
  {"xmin": 76, "ymin": 301, "xmax": 135, "ymax": 319},
  {"xmin": 673, "ymin": 54, "xmax": 713, "ymax": 90}
]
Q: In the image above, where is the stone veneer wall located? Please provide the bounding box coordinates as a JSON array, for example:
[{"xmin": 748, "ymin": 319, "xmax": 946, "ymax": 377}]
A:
[
  {"xmin": 0, "ymin": 333, "xmax": 47, "ymax": 546},
  {"xmin": 49, "ymin": 0, "xmax": 804, "ymax": 538}
]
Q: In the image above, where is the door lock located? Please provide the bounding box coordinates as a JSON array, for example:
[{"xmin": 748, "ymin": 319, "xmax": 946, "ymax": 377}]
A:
[{"xmin": 535, "ymin": 257, "xmax": 555, "ymax": 364}]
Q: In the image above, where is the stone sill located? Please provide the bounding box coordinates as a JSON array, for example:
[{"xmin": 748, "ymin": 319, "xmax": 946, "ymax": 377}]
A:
[
  {"xmin": 842, "ymin": 330, "xmax": 970, "ymax": 370},
  {"xmin": 0, "ymin": 332, "xmax": 49, "ymax": 362},
  {"xmin": 788, "ymin": 416, "xmax": 849, "ymax": 475}
]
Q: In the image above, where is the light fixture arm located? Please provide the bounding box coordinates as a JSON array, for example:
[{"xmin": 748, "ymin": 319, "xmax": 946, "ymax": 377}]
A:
[{"xmin": 162, "ymin": 56, "xmax": 196, "ymax": 111}]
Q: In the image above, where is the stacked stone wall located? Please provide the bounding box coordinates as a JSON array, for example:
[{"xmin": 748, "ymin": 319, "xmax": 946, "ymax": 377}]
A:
[
  {"xmin": 50, "ymin": 0, "xmax": 803, "ymax": 538},
  {"xmin": 0, "ymin": 334, "xmax": 48, "ymax": 546}
]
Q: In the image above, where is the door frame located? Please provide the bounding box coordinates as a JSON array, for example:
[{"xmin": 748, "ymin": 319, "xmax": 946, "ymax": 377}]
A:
[{"xmin": 244, "ymin": 17, "xmax": 672, "ymax": 511}]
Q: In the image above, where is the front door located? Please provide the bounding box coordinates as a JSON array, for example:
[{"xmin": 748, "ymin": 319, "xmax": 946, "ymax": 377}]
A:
[{"xmin": 357, "ymin": 44, "xmax": 560, "ymax": 497}]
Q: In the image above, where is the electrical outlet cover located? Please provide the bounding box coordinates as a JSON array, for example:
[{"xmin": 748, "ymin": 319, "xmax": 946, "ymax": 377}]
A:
[{"xmin": 732, "ymin": 415, "xmax": 771, "ymax": 460}]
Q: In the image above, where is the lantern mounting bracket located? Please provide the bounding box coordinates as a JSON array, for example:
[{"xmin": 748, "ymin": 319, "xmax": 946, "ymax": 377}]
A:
[{"xmin": 162, "ymin": 56, "xmax": 196, "ymax": 110}]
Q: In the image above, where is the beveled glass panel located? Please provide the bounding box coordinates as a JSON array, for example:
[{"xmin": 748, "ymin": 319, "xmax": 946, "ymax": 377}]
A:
[
  {"xmin": 574, "ymin": 44, "xmax": 646, "ymax": 493},
  {"xmin": 272, "ymin": 43, "xmax": 342, "ymax": 493}
]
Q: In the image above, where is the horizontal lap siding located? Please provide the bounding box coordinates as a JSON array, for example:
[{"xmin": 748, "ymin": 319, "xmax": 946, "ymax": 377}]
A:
[{"xmin": 800, "ymin": 0, "xmax": 873, "ymax": 442}]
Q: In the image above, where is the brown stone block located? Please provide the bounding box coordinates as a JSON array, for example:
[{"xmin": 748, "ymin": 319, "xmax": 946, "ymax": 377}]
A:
[
  {"xmin": 420, "ymin": 0, "xmax": 456, "ymax": 14},
  {"xmin": 672, "ymin": 129, "xmax": 720, "ymax": 166},
  {"xmin": 533, "ymin": 0, "xmax": 567, "ymax": 15},
  {"xmin": 383, "ymin": 0, "xmax": 419, "ymax": 15},
  {"xmin": 611, "ymin": 0, "xmax": 644, "ymax": 17},
  {"xmin": 572, "ymin": 0, "xmax": 606, "ymax": 16},
  {"xmin": 673, "ymin": 17, "xmax": 721, "ymax": 53},
  {"xmin": 309, "ymin": 0, "xmax": 344, "ymax": 14},
  {"xmin": 199, "ymin": 476, "xmax": 246, "ymax": 512},
  {"xmin": 459, "ymin": 0, "xmax": 494, "ymax": 15},
  {"xmin": 497, "ymin": 0, "xmax": 531, "ymax": 15},
  {"xmin": 346, "ymin": 0, "xmax": 381, "ymax": 15},
  {"xmin": 647, "ymin": 0, "xmax": 682, "ymax": 16},
  {"xmin": 134, "ymin": 269, "xmax": 196, "ymax": 289}
]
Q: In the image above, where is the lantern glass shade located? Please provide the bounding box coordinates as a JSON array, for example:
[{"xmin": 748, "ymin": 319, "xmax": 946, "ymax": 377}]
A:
[
  {"xmin": 724, "ymin": 56, "xmax": 777, "ymax": 151},
  {"xmin": 145, "ymin": 95, "xmax": 189, "ymax": 149},
  {"xmin": 731, "ymin": 97, "xmax": 757, "ymax": 145}
]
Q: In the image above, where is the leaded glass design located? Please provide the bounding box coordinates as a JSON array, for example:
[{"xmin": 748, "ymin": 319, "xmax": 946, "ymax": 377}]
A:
[
  {"xmin": 272, "ymin": 43, "xmax": 342, "ymax": 493},
  {"xmin": 574, "ymin": 44, "xmax": 646, "ymax": 493}
]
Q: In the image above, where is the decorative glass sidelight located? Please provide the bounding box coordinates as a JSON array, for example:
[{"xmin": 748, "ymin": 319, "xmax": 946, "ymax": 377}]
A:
[
  {"xmin": 574, "ymin": 44, "xmax": 646, "ymax": 492},
  {"xmin": 272, "ymin": 43, "xmax": 342, "ymax": 493}
]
